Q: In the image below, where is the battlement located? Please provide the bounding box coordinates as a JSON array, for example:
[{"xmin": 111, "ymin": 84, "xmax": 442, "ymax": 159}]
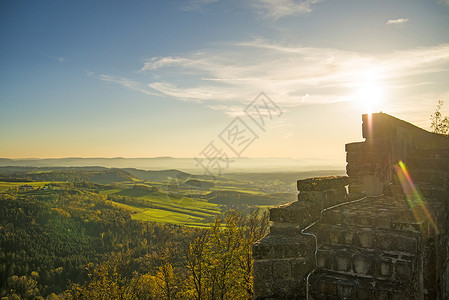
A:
[{"xmin": 253, "ymin": 113, "xmax": 449, "ymax": 299}]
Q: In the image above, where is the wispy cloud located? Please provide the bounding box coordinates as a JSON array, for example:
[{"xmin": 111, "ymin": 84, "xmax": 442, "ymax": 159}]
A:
[
  {"xmin": 180, "ymin": 0, "xmax": 220, "ymax": 11},
  {"xmin": 99, "ymin": 40, "xmax": 449, "ymax": 115},
  {"xmin": 386, "ymin": 18, "xmax": 409, "ymax": 26},
  {"xmin": 96, "ymin": 74, "xmax": 159, "ymax": 96},
  {"xmin": 251, "ymin": 0, "xmax": 320, "ymax": 19},
  {"xmin": 206, "ymin": 104, "xmax": 247, "ymax": 117},
  {"xmin": 182, "ymin": 0, "xmax": 320, "ymax": 19},
  {"xmin": 140, "ymin": 56, "xmax": 192, "ymax": 71},
  {"xmin": 45, "ymin": 55, "xmax": 65, "ymax": 62}
]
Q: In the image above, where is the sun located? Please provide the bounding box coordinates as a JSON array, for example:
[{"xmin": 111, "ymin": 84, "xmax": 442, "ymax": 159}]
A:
[{"xmin": 352, "ymin": 71, "xmax": 385, "ymax": 114}]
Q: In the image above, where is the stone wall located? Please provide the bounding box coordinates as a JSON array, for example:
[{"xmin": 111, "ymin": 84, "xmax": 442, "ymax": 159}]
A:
[
  {"xmin": 347, "ymin": 113, "xmax": 449, "ymax": 196},
  {"xmin": 253, "ymin": 113, "xmax": 449, "ymax": 299},
  {"xmin": 253, "ymin": 176, "xmax": 349, "ymax": 299}
]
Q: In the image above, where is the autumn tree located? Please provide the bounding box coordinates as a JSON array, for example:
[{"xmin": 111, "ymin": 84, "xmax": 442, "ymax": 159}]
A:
[
  {"xmin": 184, "ymin": 233, "xmax": 208, "ymax": 300},
  {"xmin": 184, "ymin": 210, "xmax": 269, "ymax": 300},
  {"xmin": 236, "ymin": 209, "xmax": 269, "ymax": 299}
]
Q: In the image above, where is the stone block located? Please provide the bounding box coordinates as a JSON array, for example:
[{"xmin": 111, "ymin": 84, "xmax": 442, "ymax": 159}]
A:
[
  {"xmin": 269, "ymin": 200, "xmax": 320, "ymax": 226},
  {"xmin": 357, "ymin": 286, "xmax": 375, "ymax": 300},
  {"xmin": 410, "ymin": 169, "xmax": 449, "ymax": 187},
  {"xmin": 373, "ymin": 215, "xmax": 391, "ymax": 229},
  {"xmin": 353, "ymin": 256, "xmax": 374, "ymax": 275},
  {"xmin": 378, "ymin": 260, "xmax": 392, "ymax": 277},
  {"xmin": 273, "ymin": 260, "xmax": 291, "ymax": 278},
  {"xmin": 319, "ymin": 280, "xmax": 337, "ymax": 295},
  {"xmin": 271, "ymin": 278, "xmax": 300, "ymax": 298},
  {"xmin": 328, "ymin": 227, "xmax": 343, "ymax": 245},
  {"xmin": 297, "ymin": 176, "xmax": 349, "ymax": 192},
  {"xmin": 406, "ymin": 157, "xmax": 449, "ymax": 171},
  {"xmin": 374, "ymin": 232, "xmax": 393, "ymax": 251},
  {"xmin": 269, "ymin": 223, "xmax": 301, "ymax": 235},
  {"xmin": 337, "ymin": 283, "xmax": 356, "ymax": 299},
  {"xmin": 253, "ymin": 280, "xmax": 271, "ymax": 298},
  {"xmin": 253, "ymin": 242, "xmax": 272, "ymax": 260},
  {"xmin": 394, "ymin": 235, "xmax": 418, "ymax": 254},
  {"xmin": 356, "ymin": 214, "xmax": 373, "ymax": 227},
  {"xmin": 346, "ymin": 162, "xmax": 376, "ymax": 177},
  {"xmin": 253, "ymin": 234, "xmax": 315, "ymax": 260},
  {"xmin": 290, "ymin": 258, "xmax": 313, "ymax": 278},
  {"xmin": 321, "ymin": 209, "xmax": 343, "ymax": 224},
  {"xmin": 344, "ymin": 230, "xmax": 355, "ymax": 245},
  {"xmin": 253, "ymin": 260, "xmax": 272, "ymax": 282},
  {"xmin": 317, "ymin": 250, "xmax": 332, "ymax": 269},
  {"xmin": 335, "ymin": 256, "xmax": 350, "ymax": 272},
  {"xmin": 298, "ymin": 187, "xmax": 348, "ymax": 211},
  {"xmin": 343, "ymin": 212, "xmax": 358, "ymax": 226},
  {"xmin": 356, "ymin": 230, "xmax": 373, "ymax": 248},
  {"xmin": 394, "ymin": 260, "xmax": 413, "ymax": 281},
  {"xmin": 375, "ymin": 288, "xmax": 393, "ymax": 300},
  {"xmin": 346, "ymin": 150, "xmax": 389, "ymax": 164}
]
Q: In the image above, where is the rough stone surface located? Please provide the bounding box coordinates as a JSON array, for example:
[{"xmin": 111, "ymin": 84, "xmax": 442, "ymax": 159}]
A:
[
  {"xmin": 297, "ymin": 176, "xmax": 349, "ymax": 192},
  {"xmin": 253, "ymin": 113, "xmax": 449, "ymax": 300}
]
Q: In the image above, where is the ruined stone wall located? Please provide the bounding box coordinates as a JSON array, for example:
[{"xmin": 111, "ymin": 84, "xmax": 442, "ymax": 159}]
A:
[
  {"xmin": 253, "ymin": 176, "xmax": 349, "ymax": 299},
  {"xmin": 347, "ymin": 113, "xmax": 448, "ymax": 196},
  {"xmin": 253, "ymin": 113, "xmax": 449, "ymax": 299}
]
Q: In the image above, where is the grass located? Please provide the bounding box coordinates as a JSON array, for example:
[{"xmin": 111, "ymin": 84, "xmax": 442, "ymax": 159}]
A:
[{"xmin": 211, "ymin": 186, "xmax": 262, "ymax": 194}]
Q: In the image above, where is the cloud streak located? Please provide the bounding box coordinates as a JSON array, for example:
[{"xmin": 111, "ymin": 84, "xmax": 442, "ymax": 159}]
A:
[
  {"xmin": 96, "ymin": 74, "xmax": 159, "ymax": 96},
  {"xmin": 180, "ymin": 0, "xmax": 220, "ymax": 11},
  {"xmin": 386, "ymin": 18, "xmax": 409, "ymax": 26},
  {"xmin": 251, "ymin": 0, "xmax": 320, "ymax": 19}
]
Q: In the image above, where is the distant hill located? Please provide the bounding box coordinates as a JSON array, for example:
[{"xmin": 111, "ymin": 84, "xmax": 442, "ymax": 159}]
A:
[
  {"xmin": 0, "ymin": 166, "xmax": 108, "ymax": 173},
  {"xmin": 0, "ymin": 167, "xmax": 134, "ymax": 184},
  {"xmin": 183, "ymin": 179, "xmax": 214, "ymax": 190},
  {"xmin": 123, "ymin": 168, "xmax": 192, "ymax": 182}
]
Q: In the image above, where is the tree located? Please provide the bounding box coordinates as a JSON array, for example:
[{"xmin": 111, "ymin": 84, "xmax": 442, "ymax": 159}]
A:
[
  {"xmin": 184, "ymin": 210, "xmax": 269, "ymax": 300},
  {"xmin": 430, "ymin": 100, "xmax": 449, "ymax": 135},
  {"xmin": 236, "ymin": 209, "xmax": 269, "ymax": 299},
  {"xmin": 152, "ymin": 262, "xmax": 181, "ymax": 300},
  {"xmin": 184, "ymin": 234, "xmax": 208, "ymax": 300}
]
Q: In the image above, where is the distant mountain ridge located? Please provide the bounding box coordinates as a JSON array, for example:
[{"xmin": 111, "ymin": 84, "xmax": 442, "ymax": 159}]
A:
[{"xmin": 0, "ymin": 157, "xmax": 344, "ymax": 173}]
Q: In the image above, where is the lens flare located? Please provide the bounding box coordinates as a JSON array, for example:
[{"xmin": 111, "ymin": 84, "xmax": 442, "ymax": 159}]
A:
[{"xmin": 394, "ymin": 160, "xmax": 438, "ymax": 234}]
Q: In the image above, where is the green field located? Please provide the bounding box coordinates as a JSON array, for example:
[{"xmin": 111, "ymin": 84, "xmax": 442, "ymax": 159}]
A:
[{"xmin": 100, "ymin": 185, "xmax": 220, "ymax": 227}]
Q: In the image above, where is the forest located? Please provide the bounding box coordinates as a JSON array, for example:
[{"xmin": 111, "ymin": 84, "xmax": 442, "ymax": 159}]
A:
[{"xmin": 0, "ymin": 168, "xmax": 271, "ymax": 299}]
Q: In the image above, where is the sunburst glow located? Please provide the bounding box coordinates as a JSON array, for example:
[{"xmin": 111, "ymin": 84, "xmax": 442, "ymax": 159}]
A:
[{"xmin": 352, "ymin": 71, "xmax": 385, "ymax": 114}]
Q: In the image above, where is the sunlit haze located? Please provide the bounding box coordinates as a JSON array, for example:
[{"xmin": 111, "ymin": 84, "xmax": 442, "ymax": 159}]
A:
[{"xmin": 1, "ymin": 0, "xmax": 449, "ymax": 165}]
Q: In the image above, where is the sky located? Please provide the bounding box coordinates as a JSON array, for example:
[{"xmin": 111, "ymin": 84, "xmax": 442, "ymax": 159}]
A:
[{"xmin": 1, "ymin": 0, "xmax": 449, "ymax": 164}]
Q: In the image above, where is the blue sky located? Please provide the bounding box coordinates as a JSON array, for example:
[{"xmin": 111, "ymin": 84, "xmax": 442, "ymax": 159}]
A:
[{"xmin": 1, "ymin": 0, "xmax": 449, "ymax": 162}]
